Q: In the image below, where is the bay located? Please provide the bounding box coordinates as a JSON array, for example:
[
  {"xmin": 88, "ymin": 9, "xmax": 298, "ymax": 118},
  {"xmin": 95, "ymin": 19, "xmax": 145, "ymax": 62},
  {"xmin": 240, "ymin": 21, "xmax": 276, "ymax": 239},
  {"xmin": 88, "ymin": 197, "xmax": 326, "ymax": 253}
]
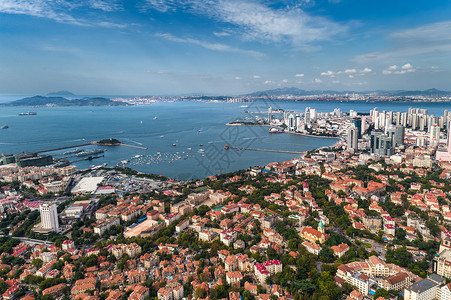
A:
[{"xmin": 1, "ymin": 100, "xmax": 449, "ymax": 180}]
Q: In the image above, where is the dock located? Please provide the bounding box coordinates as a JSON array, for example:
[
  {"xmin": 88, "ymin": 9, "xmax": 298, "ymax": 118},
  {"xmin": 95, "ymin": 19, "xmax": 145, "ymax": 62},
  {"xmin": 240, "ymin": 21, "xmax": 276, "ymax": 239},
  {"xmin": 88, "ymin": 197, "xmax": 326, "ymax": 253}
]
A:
[
  {"xmin": 31, "ymin": 143, "xmax": 91, "ymax": 154},
  {"xmin": 227, "ymin": 146, "xmax": 305, "ymax": 155}
]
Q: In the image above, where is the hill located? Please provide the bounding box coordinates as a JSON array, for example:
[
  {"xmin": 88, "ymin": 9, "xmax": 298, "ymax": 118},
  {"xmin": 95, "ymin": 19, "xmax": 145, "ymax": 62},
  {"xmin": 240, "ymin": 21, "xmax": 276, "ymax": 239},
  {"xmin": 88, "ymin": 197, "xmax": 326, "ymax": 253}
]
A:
[
  {"xmin": 243, "ymin": 87, "xmax": 451, "ymax": 97},
  {"xmin": 7, "ymin": 96, "xmax": 127, "ymax": 106},
  {"xmin": 46, "ymin": 90, "xmax": 77, "ymax": 97}
]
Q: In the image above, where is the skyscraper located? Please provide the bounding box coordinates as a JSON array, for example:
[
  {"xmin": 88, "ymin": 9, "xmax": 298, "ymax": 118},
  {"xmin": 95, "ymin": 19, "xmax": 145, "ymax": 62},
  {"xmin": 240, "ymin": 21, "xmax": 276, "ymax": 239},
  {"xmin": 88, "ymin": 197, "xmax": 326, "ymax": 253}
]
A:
[
  {"xmin": 347, "ymin": 125, "xmax": 358, "ymax": 153},
  {"xmin": 430, "ymin": 124, "xmax": 440, "ymax": 146},
  {"xmin": 352, "ymin": 118, "xmax": 362, "ymax": 138},
  {"xmin": 40, "ymin": 202, "xmax": 59, "ymax": 232}
]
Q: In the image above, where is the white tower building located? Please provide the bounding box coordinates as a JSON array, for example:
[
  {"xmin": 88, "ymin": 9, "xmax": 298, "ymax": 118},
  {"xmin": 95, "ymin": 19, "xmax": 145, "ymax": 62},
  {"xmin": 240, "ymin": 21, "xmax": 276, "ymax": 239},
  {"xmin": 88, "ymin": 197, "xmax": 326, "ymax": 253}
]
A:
[{"xmin": 40, "ymin": 203, "xmax": 59, "ymax": 232}]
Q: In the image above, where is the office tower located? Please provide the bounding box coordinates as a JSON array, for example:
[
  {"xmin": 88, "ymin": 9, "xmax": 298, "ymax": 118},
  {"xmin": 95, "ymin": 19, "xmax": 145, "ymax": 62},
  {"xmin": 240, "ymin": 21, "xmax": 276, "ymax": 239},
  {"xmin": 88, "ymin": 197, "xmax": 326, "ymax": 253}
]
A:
[
  {"xmin": 347, "ymin": 125, "xmax": 359, "ymax": 153},
  {"xmin": 352, "ymin": 118, "xmax": 362, "ymax": 138},
  {"xmin": 288, "ymin": 114, "xmax": 296, "ymax": 131},
  {"xmin": 371, "ymin": 130, "xmax": 394, "ymax": 156},
  {"xmin": 40, "ymin": 202, "xmax": 59, "ymax": 232},
  {"xmin": 350, "ymin": 110, "xmax": 358, "ymax": 118},
  {"xmin": 268, "ymin": 107, "xmax": 272, "ymax": 123},
  {"xmin": 370, "ymin": 130, "xmax": 384, "ymax": 154},
  {"xmin": 430, "ymin": 124, "xmax": 440, "ymax": 146},
  {"xmin": 396, "ymin": 112, "xmax": 401, "ymax": 125},
  {"xmin": 385, "ymin": 118, "xmax": 392, "ymax": 131},
  {"xmin": 388, "ymin": 111, "xmax": 394, "ymax": 124},
  {"xmin": 394, "ymin": 125, "xmax": 405, "ymax": 146}
]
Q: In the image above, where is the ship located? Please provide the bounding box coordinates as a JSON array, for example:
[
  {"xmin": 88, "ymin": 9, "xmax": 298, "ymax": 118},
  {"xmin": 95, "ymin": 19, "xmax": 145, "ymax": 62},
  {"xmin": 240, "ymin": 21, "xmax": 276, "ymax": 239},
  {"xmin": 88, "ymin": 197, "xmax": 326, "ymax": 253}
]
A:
[
  {"xmin": 76, "ymin": 149, "xmax": 106, "ymax": 157},
  {"xmin": 19, "ymin": 112, "xmax": 37, "ymax": 116},
  {"xmin": 153, "ymin": 116, "xmax": 158, "ymax": 120},
  {"xmin": 172, "ymin": 144, "xmax": 176, "ymax": 147},
  {"xmin": 0, "ymin": 125, "xmax": 8, "ymax": 129},
  {"xmin": 240, "ymin": 105, "xmax": 249, "ymax": 108},
  {"xmin": 269, "ymin": 127, "xmax": 282, "ymax": 133}
]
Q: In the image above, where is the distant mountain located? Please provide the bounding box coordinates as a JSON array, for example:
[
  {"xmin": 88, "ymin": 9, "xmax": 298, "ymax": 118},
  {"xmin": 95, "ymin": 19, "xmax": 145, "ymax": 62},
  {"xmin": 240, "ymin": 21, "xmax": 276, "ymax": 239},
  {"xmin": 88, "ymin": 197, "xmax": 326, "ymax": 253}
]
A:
[
  {"xmin": 392, "ymin": 88, "xmax": 451, "ymax": 97},
  {"xmin": 243, "ymin": 87, "xmax": 451, "ymax": 97},
  {"xmin": 46, "ymin": 90, "xmax": 77, "ymax": 97},
  {"xmin": 7, "ymin": 95, "xmax": 127, "ymax": 106}
]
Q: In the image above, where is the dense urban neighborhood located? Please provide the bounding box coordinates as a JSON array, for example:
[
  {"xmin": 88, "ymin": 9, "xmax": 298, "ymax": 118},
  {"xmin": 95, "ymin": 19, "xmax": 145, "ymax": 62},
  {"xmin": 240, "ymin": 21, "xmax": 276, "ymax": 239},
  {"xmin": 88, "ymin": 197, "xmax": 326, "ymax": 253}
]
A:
[{"xmin": 2, "ymin": 107, "xmax": 451, "ymax": 300}]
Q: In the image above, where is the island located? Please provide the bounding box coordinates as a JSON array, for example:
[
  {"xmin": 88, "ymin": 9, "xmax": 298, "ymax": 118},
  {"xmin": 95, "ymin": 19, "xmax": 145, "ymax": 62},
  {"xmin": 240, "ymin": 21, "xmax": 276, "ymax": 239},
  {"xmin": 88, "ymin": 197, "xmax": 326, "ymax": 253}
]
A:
[{"xmin": 93, "ymin": 138, "xmax": 122, "ymax": 146}]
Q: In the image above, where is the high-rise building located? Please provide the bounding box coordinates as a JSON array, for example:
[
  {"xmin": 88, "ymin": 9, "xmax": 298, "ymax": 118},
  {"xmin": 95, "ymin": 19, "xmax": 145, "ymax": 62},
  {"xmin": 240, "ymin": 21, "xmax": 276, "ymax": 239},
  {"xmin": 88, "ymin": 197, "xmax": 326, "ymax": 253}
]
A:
[
  {"xmin": 394, "ymin": 125, "xmax": 405, "ymax": 146},
  {"xmin": 288, "ymin": 114, "xmax": 296, "ymax": 131},
  {"xmin": 352, "ymin": 118, "xmax": 362, "ymax": 138},
  {"xmin": 347, "ymin": 125, "xmax": 359, "ymax": 153},
  {"xmin": 430, "ymin": 124, "xmax": 440, "ymax": 146},
  {"xmin": 40, "ymin": 203, "xmax": 59, "ymax": 232},
  {"xmin": 268, "ymin": 107, "xmax": 272, "ymax": 123},
  {"xmin": 371, "ymin": 130, "xmax": 394, "ymax": 156}
]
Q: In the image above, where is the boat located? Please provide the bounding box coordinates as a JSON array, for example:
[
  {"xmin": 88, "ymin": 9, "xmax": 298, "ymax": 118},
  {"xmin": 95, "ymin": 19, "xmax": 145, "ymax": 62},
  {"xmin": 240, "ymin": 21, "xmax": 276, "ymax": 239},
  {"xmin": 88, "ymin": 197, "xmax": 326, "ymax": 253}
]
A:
[
  {"xmin": 19, "ymin": 112, "xmax": 37, "ymax": 116},
  {"xmin": 153, "ymin": 116, "xmax": 158, "ymax": 120},
  {"xmin": 160, "ymin": 135, "xmax": 164, "ymax": 138},
  {"xmin": 240, "ymin": 105, "xmax": 249, "ymax": 108},
  {"xmin": 187, "ymin": 148, "xmax": 192, "ymax": 150},
  {"xmin": 0, "ymin": 125, "xmax": 8, "ymax": 129},
  {"xmin": 172, "ymin": 144, "xmax": 176, "ymax": 147},
  {"xmin": 76, "ymin": 149, "xmax": 106, "ymax": 157},
  {"xmin": 199, "ymin": 144, "xmax": 203, "ymax": 146}
]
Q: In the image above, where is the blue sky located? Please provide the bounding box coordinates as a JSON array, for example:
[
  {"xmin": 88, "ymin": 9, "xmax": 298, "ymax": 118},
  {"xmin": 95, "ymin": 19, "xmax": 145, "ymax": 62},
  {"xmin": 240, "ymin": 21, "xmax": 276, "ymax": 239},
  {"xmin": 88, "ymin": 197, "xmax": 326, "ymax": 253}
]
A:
[{"xmin": 1, "ymin": 0, "xmax": 451, "ymax": 95}]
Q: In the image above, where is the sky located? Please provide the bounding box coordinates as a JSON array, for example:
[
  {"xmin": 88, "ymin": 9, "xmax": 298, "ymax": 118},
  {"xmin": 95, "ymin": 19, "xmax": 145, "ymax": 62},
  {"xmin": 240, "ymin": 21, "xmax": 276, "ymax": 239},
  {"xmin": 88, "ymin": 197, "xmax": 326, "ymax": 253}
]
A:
[{"xmin": 0, "ymin": 0, "xmax": 451, "ymax": 95}]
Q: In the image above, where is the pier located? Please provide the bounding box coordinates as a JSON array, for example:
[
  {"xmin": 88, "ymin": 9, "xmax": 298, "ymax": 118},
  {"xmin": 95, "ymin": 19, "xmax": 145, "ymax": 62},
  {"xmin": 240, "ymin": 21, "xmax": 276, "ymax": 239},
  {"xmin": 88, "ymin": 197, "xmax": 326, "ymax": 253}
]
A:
[
  {"xmin": 31, "ymin": 143, "xmax": 92, "ymax": 154},
  {"xmin": 227, "ymin": 145, "xmax": 305, "ymax": 155}
]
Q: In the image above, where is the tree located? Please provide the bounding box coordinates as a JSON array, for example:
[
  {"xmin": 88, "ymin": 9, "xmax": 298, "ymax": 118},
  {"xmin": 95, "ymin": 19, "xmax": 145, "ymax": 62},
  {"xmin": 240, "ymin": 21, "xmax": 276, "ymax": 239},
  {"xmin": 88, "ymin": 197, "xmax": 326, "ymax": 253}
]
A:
[
  {"xmin": 374, "ymin": 288, "xmax": 390, "ymax": 299},
  {"xmin": 319, "ymin": 246, "xmax": 335, "ymax": 263}
]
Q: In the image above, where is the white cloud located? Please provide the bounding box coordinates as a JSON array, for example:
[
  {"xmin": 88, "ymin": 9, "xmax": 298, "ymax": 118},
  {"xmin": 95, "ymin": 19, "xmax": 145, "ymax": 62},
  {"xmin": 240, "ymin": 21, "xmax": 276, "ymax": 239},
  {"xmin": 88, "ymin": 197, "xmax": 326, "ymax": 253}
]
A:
[
  {"xmin": 235, "ymin": 76, "xmax": 241, "ymax": 80},
  {"xmin": 295, "ymin": 73, "xmax": 304, "ymax": 77},
  {"xmin": 282, "ymin": 79, "xmax": 289, "ymax": 83},
  {"xmin": 253, "ymin": 75, "xmax": 261, "ymax": 79},
  {"xmin": 388, "ymin": 65, "xmax": 398, "ymax": 71},
  {"xmin": 332, "ymin": 80, "xmax": 340, "ymax": 83},
  {"xmin": 360, "ymin": 67, "xmax": 372, "ymax": 73},
  {"xmin": 314, "ymin": 78, "xmax": 322, "ymax": 83},
  {"xmin": 383, "ymin": 63, "xmax": 415, "ymax": 75},
  {"xmin": 90, "ymin": 0, "xmax": 122, "ymax": 12},
  {"xmin": 355, "ymin": 21, "xmax": 451, "ymax": 63},
  {"xmin": 344, "ymin": 69, "xmax": 356, "ymax": 74},
  {"xmin": 264, "ymin": 80, "xmax": 274, "ymax": 84},
  {"xmin": 348, "ymin": 75, "xmax": 354, "ymax": 78},
  {"xmin": 0, "ymin": 0, "xmax": 126, "ymax": 27},
  {"xmin": 213, "ymin": 31, "xmax": 231, "ymax": 37},
  {"xmin": 155, "ymin": 33, "xmax": 264, "ymax": 56},
  {"xmin": 320, "ymin": 70, "xmax": 334, "ymax": 76},
  {"xmin": 143, "ymin": 0, "xmax": 347, "ymax": 46}
]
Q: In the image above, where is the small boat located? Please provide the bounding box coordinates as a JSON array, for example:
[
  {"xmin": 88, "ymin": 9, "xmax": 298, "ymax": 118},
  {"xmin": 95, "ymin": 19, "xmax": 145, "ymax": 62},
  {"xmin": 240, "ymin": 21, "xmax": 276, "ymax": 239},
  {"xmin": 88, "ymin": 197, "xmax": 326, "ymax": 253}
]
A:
[
  {"xmin": 19, "ymin": 112, "xmax": 37, "ymax": 116},
  {"xmin": 172, "ymin": 144, "xmax": 176, "ymax": 147},
  {"xmin": 160, "ymin": 135, "xmax": 164, "ymax": 138},
  {"xmin": 240, "ymin": 105, "xmax": 249, "ymax": 108},
  {"xmin": 140, "ymin": 121, "xmax": 143, "ymax": 124},
  {"xmin": 0, "ymin": 125, "xmax": 8, "ymax": 129},
  {"xmin": 199, "ymin": 144, "xmax": 203, "ymax": 146},
  {"xmin": 153, "ymin": 116, "xmax": 158, "ymax": 120},
  {"xmin": 187, "ymin": 148, "xmax": 192, "ymax": 150}
]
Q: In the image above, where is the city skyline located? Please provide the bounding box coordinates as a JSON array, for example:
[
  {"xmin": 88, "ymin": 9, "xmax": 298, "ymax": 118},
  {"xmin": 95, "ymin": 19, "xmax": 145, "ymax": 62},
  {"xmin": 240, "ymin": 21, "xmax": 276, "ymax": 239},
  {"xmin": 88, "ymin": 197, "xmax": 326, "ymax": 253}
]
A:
[{"xmin": 1, "ymin": 0, "xmax": 451, "ymax": 95}]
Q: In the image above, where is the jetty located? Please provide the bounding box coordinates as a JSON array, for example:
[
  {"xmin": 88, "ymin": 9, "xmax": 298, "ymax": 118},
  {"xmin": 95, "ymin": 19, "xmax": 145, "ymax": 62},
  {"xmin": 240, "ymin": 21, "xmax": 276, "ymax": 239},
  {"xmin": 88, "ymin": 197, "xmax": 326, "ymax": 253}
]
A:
[
  {"xmin": 225, "ymin": 145, "xmax": 305, "ymax": 155},
  {"xmin": 31, "ymin": 143, "xmax": 91, "ymax": 154}
]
